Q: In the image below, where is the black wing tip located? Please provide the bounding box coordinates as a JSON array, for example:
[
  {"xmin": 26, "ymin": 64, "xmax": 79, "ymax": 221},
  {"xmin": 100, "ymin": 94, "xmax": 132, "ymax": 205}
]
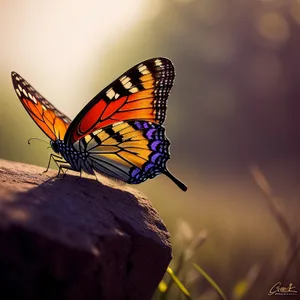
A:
[
  {"xmin": 141, "ymin": 57, "xmax": 174, "ymax": 67},
  {"xmin": 11, "ymin": 71, "xmax": 23, "ymax": 78},
  {"xmin": 145, "ymin": 56, "xmax": 171, "ymax": 61},
  {"xmin": 163, "ymin": 169, "xmax": 187, "ymax": 192},
  {"xmin": 11, "ymin": 71, "xmax": 21, "ymax": 81}
]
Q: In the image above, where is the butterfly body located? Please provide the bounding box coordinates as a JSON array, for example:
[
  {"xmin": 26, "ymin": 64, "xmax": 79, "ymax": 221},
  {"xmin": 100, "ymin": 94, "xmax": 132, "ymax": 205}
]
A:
[
  {"xmin": 12, "ymin": 58, "xmax": 187, "ymax": 191},
  {"xmin": 51, "ymin": 139, "xmax": 93, "ymax": 175}
]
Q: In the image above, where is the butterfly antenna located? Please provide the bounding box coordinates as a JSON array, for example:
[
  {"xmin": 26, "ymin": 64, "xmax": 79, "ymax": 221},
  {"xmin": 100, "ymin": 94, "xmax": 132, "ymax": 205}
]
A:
[
  {"xmin": 28, "ymin": 137, "xmax": 49, "ymax": 145},
  {"xmin": 163, "ymin": 169, "xmax": 187, "ymax": 192}
]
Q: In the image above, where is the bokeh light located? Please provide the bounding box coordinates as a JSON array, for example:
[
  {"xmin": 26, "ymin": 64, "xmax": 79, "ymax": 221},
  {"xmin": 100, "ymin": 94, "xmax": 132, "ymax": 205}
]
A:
[{"xmin": 256, "ymin": 12, "xmax": 289, "ymax": 44}]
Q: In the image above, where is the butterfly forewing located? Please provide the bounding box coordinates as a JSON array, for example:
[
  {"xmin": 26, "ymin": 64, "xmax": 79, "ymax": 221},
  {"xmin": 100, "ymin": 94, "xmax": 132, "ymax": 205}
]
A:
[
  {"xmin": 11, "ymin": 72, "xmax": 71, "ymax": 141},
  {"xmin": 64, "ymin": 57, "xmax": 175, "ymax": 145}
]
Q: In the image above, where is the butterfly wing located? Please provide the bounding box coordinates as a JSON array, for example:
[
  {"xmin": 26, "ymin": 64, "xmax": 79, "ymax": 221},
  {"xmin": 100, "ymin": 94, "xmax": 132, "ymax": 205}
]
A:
[
  {"xmin": 64, "ymin": 57, "xmax": 175, "ymax": 145},
  {"xmin": 69, "ymin": 57, "xmax": 186, "ymax": 191},
  {"xmin": 74, "ymin": 120, "xmax": 168, "ymax": 180},
  {"xmin": 11, "ymin": 72, "xmax": 71, "ymax": 141},
  {"xmin": 75, "ymin": 120, "xmax": 187, "ymax": 191}
]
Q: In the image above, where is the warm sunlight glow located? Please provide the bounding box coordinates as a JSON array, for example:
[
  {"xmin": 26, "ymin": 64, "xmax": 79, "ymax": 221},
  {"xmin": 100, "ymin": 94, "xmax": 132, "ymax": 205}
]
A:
[
  {"xmin": 1, "ymin": 0, "xmax": 148, "ymax": 116},
  {"xmin": 2, "ymin": 0, "xmax": 147, "ymax": 69}
]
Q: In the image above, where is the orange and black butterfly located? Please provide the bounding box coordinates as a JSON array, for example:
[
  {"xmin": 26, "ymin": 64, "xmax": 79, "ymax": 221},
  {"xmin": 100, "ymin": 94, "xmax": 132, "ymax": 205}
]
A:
[{"xmin": 11, "ymin": 57, "xmax": 187, "ymax": 191}]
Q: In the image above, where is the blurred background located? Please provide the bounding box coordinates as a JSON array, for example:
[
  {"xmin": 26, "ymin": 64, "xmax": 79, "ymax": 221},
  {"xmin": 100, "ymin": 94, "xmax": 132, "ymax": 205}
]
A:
[{"xmin": 1, "ymin": 0, "xmax": 300, "ymax": 299}]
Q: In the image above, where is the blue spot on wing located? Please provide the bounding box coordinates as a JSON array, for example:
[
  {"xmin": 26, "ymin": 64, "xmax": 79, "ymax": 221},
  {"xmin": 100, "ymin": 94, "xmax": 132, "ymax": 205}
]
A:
[{"xmin": 127, "ymin": 121, "xmax": 170, "ymax": 184}]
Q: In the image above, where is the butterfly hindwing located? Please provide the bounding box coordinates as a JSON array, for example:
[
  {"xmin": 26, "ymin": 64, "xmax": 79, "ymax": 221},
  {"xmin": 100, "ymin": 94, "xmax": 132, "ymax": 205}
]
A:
[
  {"xmin": 64, "ymin": 57, "xmax": 175, "ymax": 145},
  {"xmin": 11, "ymin": 72, "xmax": 71, "ymax": 141},
  {"xmin": 73, "ymin": 120, "xmax": 170, "ymax": 184}
]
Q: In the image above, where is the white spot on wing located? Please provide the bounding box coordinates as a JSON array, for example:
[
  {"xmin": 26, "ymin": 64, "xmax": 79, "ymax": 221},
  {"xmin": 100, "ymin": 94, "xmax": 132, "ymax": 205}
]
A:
[
  {"xmin": 106, "ymin": 88, "xmax": 116, "ymax": 100},
  {"xmin": 138, "ymin": 65, "xmax": 147, "ymax": 71},
  {"xmin": 120, "ymin": 76, "xmax": 130, "ymax": 84},
  {"xmin": 23, "ymin": 89, "xmax": 28, "ymax": 97},
  {"xmin": 124, "ymin": 81, "xmax": 132, "ymax": 89},
  {"xmin": 155, "ymin": 59, "xmax": 162, "ymax": 66},
  {"xmin": 141, "ymin": 69, "xmax": 150, "ymax": 75},
  {"xmin": 139, "ymin": 65, "xmax": 150, "ymax": 75},
  {"xmin": 42, "ymin": 105, "xmax": 47, "ymax": 110},
  {"xmin": 129, "ymin": 87, "xmax": 139, "ymax": 93},
  {"xmin": 16, "ymin": 89, "xmax": 21, "ymax": 97}
]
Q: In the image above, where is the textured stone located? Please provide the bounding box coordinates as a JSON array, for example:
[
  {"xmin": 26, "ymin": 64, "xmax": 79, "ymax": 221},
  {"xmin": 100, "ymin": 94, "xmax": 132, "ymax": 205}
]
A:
[{"xmin": 0, "ymin": 159, "xmax": 172, "ymax": 300}]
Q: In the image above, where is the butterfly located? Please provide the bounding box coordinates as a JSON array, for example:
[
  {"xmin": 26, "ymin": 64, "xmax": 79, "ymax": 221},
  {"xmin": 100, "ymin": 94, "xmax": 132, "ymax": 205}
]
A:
[{"xmin": 11, "ymin": 57, "xmax": 187, "ymax": 191}]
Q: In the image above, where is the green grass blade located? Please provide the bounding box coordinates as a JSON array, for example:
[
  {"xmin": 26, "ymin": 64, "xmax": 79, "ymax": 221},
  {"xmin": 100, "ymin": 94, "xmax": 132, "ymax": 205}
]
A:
[
  {"xmin": 159, "ymin": 253, "xmax": 186, "ymax": 300},
  {"xmin": 193, "ymin": 263, "xmax": 227, "ymax": 300},
  {"xmin": 166, "ymin": 267, "xmax": 192, "ymax": 300}
]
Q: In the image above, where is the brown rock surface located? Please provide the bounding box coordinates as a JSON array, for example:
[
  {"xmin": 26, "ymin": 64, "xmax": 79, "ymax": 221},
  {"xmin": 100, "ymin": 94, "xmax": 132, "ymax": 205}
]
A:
[{"xmin": 0, "ymin": 159, "xmax": 172, "ymax": 300}]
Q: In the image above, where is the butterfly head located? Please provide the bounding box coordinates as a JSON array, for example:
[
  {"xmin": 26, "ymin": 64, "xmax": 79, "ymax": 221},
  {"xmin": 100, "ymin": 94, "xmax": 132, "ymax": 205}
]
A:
[{"xmin": 50, "ymin": 140, "xmax": 60, "ymax": 154}]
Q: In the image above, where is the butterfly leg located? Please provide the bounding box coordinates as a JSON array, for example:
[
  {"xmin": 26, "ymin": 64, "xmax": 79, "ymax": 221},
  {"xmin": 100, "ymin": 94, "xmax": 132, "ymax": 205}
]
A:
[
  {"xmin": 44, "ymin": 154, "xmax": 73, "ymax": 179},
  {"xmin": 57, "ymin": 164, "xmax": 74, "ymax": 179},
  {"xmin": 44, "ymin": 154, "xmax": 65, "ymax": 173},
  {"xmin": 76, "ymin": 169, "xmax": 84, "ymax": 184}
]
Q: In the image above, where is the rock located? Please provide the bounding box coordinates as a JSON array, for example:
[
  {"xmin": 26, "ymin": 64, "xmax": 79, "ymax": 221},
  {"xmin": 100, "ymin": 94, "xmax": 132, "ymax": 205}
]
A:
[{"xmin": 0, "ymin": 159, "xmax": 172, "ymax": 300}]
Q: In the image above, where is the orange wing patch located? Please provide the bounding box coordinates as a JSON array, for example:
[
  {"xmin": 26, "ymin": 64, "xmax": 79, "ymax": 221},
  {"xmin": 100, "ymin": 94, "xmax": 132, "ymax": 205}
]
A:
[
  {"xmin": 12, "ymin": 72, "xmax": 71, "ymax": 141},
  {"xmin": 119, "ymin": 98, "xmax": 153, "ymax": 111},
  {"xmin": 78, "ymin": 100, "xmax": 106, "ymax": 134},
  {"xmin": 128, "ymin": 89, "xmax": 154, "ymax": 101},
  {"xmin": 101, "ymin": 96, "xmax": 128, "ymax": 120},
  {"xmin": 65, "ymin": 57, "xmax": 175, "ymax": 145}
]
